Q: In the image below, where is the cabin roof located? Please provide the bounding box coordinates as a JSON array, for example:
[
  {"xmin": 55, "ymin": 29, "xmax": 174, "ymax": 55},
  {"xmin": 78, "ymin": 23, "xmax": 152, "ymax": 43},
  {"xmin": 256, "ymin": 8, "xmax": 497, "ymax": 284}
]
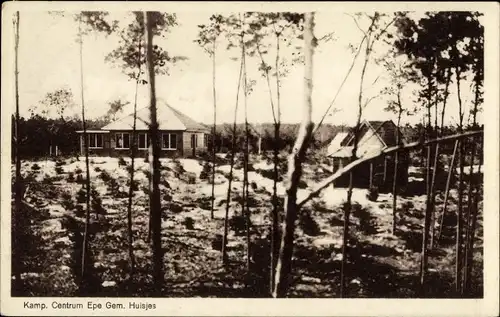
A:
[{"xmin": 328, "ymin": 119, "xmax": 405, "ymax": 158}]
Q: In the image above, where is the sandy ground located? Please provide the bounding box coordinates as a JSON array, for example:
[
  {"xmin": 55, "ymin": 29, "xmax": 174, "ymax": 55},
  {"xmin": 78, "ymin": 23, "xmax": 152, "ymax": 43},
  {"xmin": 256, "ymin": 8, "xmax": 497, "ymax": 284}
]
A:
[{"xmin": 12, "ymin": 155, "xmax": 483, "ymax": 298}]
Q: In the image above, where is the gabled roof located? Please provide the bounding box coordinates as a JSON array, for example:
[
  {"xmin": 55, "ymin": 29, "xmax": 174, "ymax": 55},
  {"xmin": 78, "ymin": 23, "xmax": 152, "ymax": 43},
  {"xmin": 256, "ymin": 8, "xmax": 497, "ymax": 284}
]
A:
[
  {"xmin": 327, "ymin": 132, "xmax": 350, "ymax": 156},
  {"xmin": 101, "ymin": 100, "xmax": 210, "ymax": 132},
  {"xmin": 328, "ymin": 119, "xmax": 405, "ymax": 158},
  {"xmin": 342, "ymin": 120, "xmax": 405, "ymax": 148}
]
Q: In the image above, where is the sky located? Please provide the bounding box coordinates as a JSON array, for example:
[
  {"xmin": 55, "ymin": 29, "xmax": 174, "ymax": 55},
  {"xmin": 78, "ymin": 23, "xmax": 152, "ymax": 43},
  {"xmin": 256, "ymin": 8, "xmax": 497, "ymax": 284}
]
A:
[{"xmin": 6, "ymin": 8, "xmax": 484, "ymax": 127}]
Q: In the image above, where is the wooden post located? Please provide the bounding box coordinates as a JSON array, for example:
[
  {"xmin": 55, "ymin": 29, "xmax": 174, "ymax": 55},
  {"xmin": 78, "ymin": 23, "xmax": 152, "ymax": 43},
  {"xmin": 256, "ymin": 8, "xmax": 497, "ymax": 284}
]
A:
[
  {"xmin": 436, "ymin": 139, "xmax": 459, "ymax": 241},
  {"xmin": 369, "ymin": 161, "xmax": 374, "ymax": 188},
  {"xmin": 456, "ymin": 140, "xmax": 465, "ymax": 294},
  {"xmin": 55, "ymin": 145, "xmax": 59, "ymax": 157},
  {"xmin": 49, "ymin": 144, "xmax": 52, "ymax": 156},
  {"xmin": 420, "ymin": 145, "xmax": 432, "ymax": 289},
  {"xmin": 429, "ymin": 143, "xmax": 440, "ymax": 250},
  {"xmin": 258, "ymin": 136, "xmax": 262, "ymax": 156},
  {"xmin": 463, "ymin": 136, "xmax": 479, "ymax": 293},
  {"xmin": 383, "ymin": 156, "xmax": 388, "ymax": 186}
]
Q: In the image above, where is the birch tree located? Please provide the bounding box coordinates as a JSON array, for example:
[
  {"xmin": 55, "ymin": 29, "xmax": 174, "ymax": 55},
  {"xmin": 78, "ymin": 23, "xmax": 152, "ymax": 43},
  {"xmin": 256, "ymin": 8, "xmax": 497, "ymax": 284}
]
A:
[
  {"xmin": 272, "ymin": 12, "xmax": 315, "ymax": 298},
  {"xmin": 243, "ymin": 11, "xmax": 303, "ymax": 292},
  {"xmin": 195, "ymin": 15, "xmax": 223, "ymax": 220}
]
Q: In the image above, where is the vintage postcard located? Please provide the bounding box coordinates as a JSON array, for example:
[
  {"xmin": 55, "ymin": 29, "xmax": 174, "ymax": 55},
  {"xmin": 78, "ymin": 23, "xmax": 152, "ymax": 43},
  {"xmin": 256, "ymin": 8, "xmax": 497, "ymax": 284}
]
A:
[{"xmin": 1, "ymin": 1, "xmax": 499, "ymax": 316}]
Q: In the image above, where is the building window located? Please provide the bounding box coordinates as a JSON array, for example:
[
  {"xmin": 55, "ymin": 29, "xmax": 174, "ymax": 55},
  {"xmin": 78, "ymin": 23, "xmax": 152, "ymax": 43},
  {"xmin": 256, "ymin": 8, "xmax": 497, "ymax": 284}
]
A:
[
  {"xmin": 203, "ymin": 134, "xmax": 208, "ymax": 147},
  {"xmin": 88, "ymin": 133, "xmax": 103, "ymax": 149},
  {"xmin": 138, "ymin": 133, "xmax": 150, "ymax": 149},
  {"xmin": 115, "ymin": 133, "xmax": 130, "ymax": 149},
  {"xmin": 162, "ymin": 133, "xmax": 177, "ymax": 150}
]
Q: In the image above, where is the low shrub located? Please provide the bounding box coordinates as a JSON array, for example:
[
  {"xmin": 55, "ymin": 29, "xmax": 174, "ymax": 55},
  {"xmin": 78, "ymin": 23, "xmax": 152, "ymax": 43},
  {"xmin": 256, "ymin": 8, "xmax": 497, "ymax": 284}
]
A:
[
  {"xmin": 229, "ymin": 214, "xmax": 250, "ymax": 236},
  {"xmin": 212, "ymin": 234, "xmax": 223, "ymax": 251},
  {"xmin": 165, "ymin": 202, "xmax": 183, "ymax": 213},
  {"xmin": 183, "ymin": 217, "xmax": 195, "ymax": 230},
  {"xmin": 76, "ymin": 186, "xmax": 87, "ymax": 204},
  {"xmin": 199, "ymin": 161, "xmax": 212, "ymax": 180},
  {"xmin": 367, "ymin": 186, "xmax": 379, "ymax": 202},
  {"xmin": 67, "ymin": 172, "xmax": 75, "ymax": 182},
  {"xmin": 90, "ymin": 187, "xmax": 106, "ymax": 215},
  {"xmin": 298, "ymin": 210, "xmax": 321, "ymax": 236},
  {"xmin": 99, "ymin": 170, "xmax": 113, "ymax": 183},
  {"xmin": 31, "ymin": 163, "xmax": 41, "ymax": 171},
  {"xmin": 181, "ymin": 172, "xmax": 197, "ymax": 184},
  {"xmin": 55, "ymin": 166, "xmax": 64, "ymax": 175},
  {"xmin": 55, "ymin": 160, "xmax": 65, "ymax": 167},
  {"xmin": 61, "ymin": 192, "xmax": 75, "ymax": 211},
  {"xmin": 126, "ymin": 179, "xmax": 140, "ymax": 191},
  {"xmin": 118, "ymin": 157, "xmax": 127, "ymax": 167},
  {"xmin": 75, "ymin": 174, "xmax": 85, "ymax": 184}
]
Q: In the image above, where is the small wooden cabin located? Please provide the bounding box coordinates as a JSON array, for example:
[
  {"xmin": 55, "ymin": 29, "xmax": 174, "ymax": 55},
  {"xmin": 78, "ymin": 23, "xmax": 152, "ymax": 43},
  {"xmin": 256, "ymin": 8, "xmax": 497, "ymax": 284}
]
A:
[
  {"xmin": 76, "ymin": 100, "xmax": 211, "ymax": 158},
  {"xmin": 327, "ymin": 120, "xmax": 409, "ymax": 192}
]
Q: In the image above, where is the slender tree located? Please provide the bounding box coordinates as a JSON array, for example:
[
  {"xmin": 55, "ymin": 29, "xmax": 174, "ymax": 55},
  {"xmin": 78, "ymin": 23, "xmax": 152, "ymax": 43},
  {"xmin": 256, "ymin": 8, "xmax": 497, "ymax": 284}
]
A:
[
  {"xmin": 76, "ymin": 14, "xmax": 92, "ymax": 290},
  {"xmin": 71, "ymin": 11, "xmax": 115, "ymax": 293},
  {"xmin": 241, "ymin": 15, "xmax": 252, "ymax": 273},
  {"xmin": 124, "ymin": 34, "xmax": 143, "ymax": 282},
  {"xmin": 221, "ymin": 22, "xmax": 245, "ymax": 265},
  {"xmin": 380, "ymin": 53, "xmax": 413, "ymax": 235},
  {"xmin": 272, "ymin": 12, "xmax": 315, "ymax": 298},
  {"xmin": 463, "ymin": 15, "xmax": 484, "ymax": 292},
  {"xmin": 195, "ymin": 15, "xmax": 223, "ymax": 220},
  {"xmin": 12, "ymin": 10, "xmax": 22, "ymax": 285},
  {"xmin": 143, "ymin": 11, "xmax": 164, "ymax": 294}
]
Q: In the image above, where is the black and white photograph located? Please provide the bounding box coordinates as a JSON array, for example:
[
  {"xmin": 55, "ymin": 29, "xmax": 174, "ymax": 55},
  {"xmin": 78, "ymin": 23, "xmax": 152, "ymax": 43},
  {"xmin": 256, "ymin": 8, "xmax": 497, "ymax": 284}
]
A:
[{"xmin": 1, "ymin": 1, "xmax": 498, "ymax": 316}]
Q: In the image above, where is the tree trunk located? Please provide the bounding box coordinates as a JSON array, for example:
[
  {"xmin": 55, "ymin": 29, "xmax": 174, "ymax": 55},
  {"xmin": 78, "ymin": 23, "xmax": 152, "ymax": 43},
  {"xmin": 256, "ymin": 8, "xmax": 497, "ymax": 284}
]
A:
[
  {"xmin": 341, "ymin": 171, "xmax": 353, "ymax": 297},
  {"xmin": 420, "ymin": 145, "xmax": 432, "ymax": 289},
  {"xmin": 437, "ymin": 139, "xmax": 459, "ymax": 241},
  {"xmin": 241, "ymin": 29, "xmax": 251, "ymax": 273},
  {"xmin": 463, "ymin": 150, "xmax": 482, "ymax": 294},
  {"xmin": 77, "ymin": 18, "xmax": 92, "ymax": 293},
  {"xmin": 429, "ymin": 143, "xmax": 440, "ymax": 250},
  {"xmin": 340, "ymin": 22, "xmax": 372, "ymax": 298},
  {"xmin": 210, "ymin": 40, "xmax": 217, "ymax": 220},
  {"xmin": 463, "ymin": 75, "xmax": 482, "ymax": 293},
  {"xmin": 367, "ymin": 160, "xmax": 373, "ymax": 188},
  {"xmin": 440, "ymin": 68, "xmax": 452, "ymax": 133},
  {"xmin": 144, "ymin": 11, "xmax": 164, "ymax": 295},
  {"xmin": 462, "ymin": 137, "xmax": 477, "ymax": 293},
  {"xmin": 392, "ymin": 109, "xmax": 402, "ymax": 235},
  {"xmin": 455, "ymin": 66, "xmax": 465, "ymax": 294},
  {"xmin": 270, "ymin": 122, "xmax": 280, "ymax": 293},
  {"xmin": 13, "ymin": 11, "xmax": 22, "ymax": 285},
  {"xmin": 126, "ymin": 39, "xmax": 142, "ymax": 282},
  {"xmin": 270, "ymin": 33, "xmax": 282, "ymax": 294},
  {"xmin": 221, "ymin": 43, "xmax": 244, "ymax": 266},
  {"xmin": 272, "ymin": 12, "xmax": 315, "ymax": 298}
]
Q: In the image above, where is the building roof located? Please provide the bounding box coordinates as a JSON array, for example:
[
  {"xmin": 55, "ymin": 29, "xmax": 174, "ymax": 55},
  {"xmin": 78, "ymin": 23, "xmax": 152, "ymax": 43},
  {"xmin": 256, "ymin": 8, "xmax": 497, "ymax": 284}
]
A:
[
  {"xmin": 328, "ymin": 119, "xmax": 405, "ymax": 158},
  {"xmin": 327, "ymin": 132, "xmax": 350, "ymax": 156},
  {"xmin": 101, "ymin": 100, "xmax": 210, "ymax": 132}
]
